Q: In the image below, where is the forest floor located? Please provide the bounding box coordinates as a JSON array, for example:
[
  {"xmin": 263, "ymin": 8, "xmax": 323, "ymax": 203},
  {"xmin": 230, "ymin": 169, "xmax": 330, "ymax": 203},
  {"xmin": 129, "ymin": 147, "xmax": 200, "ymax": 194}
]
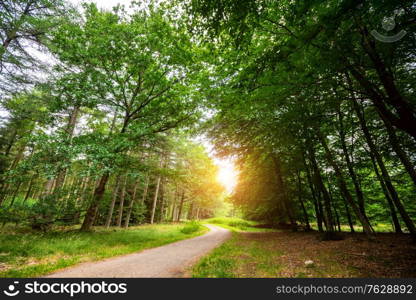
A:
[
  {"xmin": 0, "ymin": 223, "xmax": 208, "ymax": 277},
  {"xmin": 192, "ymin": 229, "xmax": 416, "ymax": 278}
]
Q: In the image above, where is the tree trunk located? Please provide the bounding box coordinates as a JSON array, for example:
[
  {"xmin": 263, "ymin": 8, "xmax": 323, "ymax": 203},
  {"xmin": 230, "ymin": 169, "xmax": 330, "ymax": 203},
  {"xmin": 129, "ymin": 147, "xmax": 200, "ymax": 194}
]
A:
[
  {"xmin": 124, "ymin": 178, "xmax": 140, "ymax": 228},
  {"xmin": 24, "ymin": 174, "xmax": 36, "ymax": 202},
  {"xmin": 316, "ymin": 191, "xmax": 327, "ymax": 230},
  {"xmin": 54, "ymin": 106, "xmax": 80, "ymax": 192},
  {"xmin": 105, "ymin": 175, "xmax": 122, "ymax": 228},
  {"xmin": 347, "ymin": 66, "xmax": 416, "ymax": 140},
  {"xmin": 315, "ymin": 130, "xmax": 373, "ymax": 235},
  {"xmin": 351, "ymin": 98, "xmax": 416, "ymax": 236},
  {"xmin": 81, "ymin": 172, "xmax": 110, "ymax": 231},
  {"xmin": 150, "ymin": 176, "xmax": 161, "ymax": 224},
  {"xmin": 116, "ymin": 176, "xmax": 128, "ymax": 227},
  {"xmin": 273, "ymin": 156, "xmax": 297, "ymax": 230},
  {"xmin": 297, "ymin": 171, "xmax": 311, "ymax": 230},
  {"xmin": 333, "ymin": 203, "xmax": 341, "ymax": 232},
  {"xmin": 140, "ymin": 175, "xmax": 149, "ymax": 205},
  {"xmin": 0, "ymin": 1, "xmax": 33, "ymax": 58},
  {"xmin": 367, "ymin": 148, "xmax": 402, "ymax": 233},
  {"xmin": 157, "ymin": 179, "xmax": 165, "ymax": 223},
  {"xmin": 302, "ymin": 153, "xmax": 323, "ymax": 232},
  {"xmin": 171, "ymin": 184, "xmax": 178, "ymax": 221},
  {"xmin": 188, "ymin": 200, "xmax": 194, "ymax": 220},
  {"xmin": 9, "ymin": 143, "xmax": 26, "ymax": 170},
  {"xmin": 176, "ymin": 190, "xmax": 185, "ymax": 222},
  {"xmin": 43, "ymin": 178, "xmax": 55, "ymax": 197},
  {"xmin": 307, "ymin": 143, "xmax": 335, "ymax": 233},
  {"xmin": 379, "ymin": 114, "xmax": 416, "ymax": 187},
  {"xmin": 337, "ymin": 105, "xmax": 367, "ymax": 218},
  {"xmin": 8, "ymin": 181, "xmax": 22, "ymax": 207},
  {"xmin": 357, "ymin": 24, "xmax": 416, "ymax": 139},
  {"xmin": 344, "ymin": 202, "xmax": 355, "ymax": 233}
]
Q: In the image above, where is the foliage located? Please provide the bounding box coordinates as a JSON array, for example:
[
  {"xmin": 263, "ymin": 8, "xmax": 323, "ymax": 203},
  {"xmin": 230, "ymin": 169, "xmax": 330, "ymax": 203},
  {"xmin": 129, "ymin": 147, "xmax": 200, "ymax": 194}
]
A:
[{"xmin": 180, "ymin": 220, "xmax": 202, "ymax": 234}]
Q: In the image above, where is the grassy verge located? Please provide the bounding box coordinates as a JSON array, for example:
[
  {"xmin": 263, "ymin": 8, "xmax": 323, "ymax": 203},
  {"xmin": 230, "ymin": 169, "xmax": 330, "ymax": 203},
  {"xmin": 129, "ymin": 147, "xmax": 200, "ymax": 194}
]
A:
[
  {"xmin": 0, "ymin": 222, "xmax": 207, "ymax": 278},
  {"xmin": 192, "ymin": 217, "xmax": 284, "ymax": 277},
  {"xmin": 204, "ymin": 217, "xmax": 278, "ymax": 232},
  {"xmin": 192, "ymin": 229, "xmax": 416, "ymax": 278},
  {"xmin": 192, "ymin": 232, "xmax": 284, "ymax": 277}
]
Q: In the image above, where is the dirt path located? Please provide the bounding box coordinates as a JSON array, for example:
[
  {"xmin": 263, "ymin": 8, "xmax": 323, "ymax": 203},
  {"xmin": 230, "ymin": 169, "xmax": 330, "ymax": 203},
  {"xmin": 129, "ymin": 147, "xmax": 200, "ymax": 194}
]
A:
[{"xmin": 45, "ymin": 224, "xmax": 230, "ymax": 278}]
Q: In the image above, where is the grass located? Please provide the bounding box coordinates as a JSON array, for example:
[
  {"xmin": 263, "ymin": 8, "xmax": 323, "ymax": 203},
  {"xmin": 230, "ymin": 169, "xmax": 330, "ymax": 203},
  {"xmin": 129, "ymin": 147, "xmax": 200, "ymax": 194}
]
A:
[
  {"xmin": 192, "ymin": 217, "xmax": 285, "ymax": 278},
  {"xmin": 192, "ymin": 227, "xmax": 416, "ymax": 278},
  {"xmin": 0, "ymin": 223, "xmax": 207, "ymax": 278},
  {"xmin": 204, "ymin": 217, "xmax": 278, "ymax": 232},
  {"xmin": 192, "ymin": 232, "xmax": 284, "ymax": 278}
]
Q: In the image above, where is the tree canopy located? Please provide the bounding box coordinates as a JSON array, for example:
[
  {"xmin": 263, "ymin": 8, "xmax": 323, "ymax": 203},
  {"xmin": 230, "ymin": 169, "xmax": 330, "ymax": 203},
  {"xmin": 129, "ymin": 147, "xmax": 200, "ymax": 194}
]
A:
[{"xmin": 0, "ymin": 0, "xmax": 415, "ymax": 241}]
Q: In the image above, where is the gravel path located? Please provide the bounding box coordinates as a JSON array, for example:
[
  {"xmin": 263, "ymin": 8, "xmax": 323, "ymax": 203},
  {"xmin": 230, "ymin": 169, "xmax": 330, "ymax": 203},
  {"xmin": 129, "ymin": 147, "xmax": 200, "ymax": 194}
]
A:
[{"xmin": 45, "ymin": 224, "xmax": 230, "ymax": 278}]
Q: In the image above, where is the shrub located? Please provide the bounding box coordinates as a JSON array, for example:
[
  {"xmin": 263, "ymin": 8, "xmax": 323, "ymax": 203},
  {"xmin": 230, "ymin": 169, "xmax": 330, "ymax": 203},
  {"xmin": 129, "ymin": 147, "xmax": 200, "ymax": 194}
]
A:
[
  {"xmin": 180, "ymin": 221, "xmax": 201, "ymax": 234},
  {"xmin": 208, "ymin": 217, "xmax": 253, "ymax": 230}
]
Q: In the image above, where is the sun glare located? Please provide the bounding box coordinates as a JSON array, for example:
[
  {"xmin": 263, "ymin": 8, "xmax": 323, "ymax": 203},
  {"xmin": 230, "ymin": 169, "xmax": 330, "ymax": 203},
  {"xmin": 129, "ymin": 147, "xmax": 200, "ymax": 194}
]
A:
[{"xmin": 216, "ymin": 160, "xmax": 238, "ymax": 194}]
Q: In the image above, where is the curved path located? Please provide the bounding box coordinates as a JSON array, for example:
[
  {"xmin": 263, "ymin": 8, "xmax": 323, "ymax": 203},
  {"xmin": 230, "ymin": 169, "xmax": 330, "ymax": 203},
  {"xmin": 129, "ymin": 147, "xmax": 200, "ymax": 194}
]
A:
[{"xmin": 45, "ymin": 224, "xmax": 230, "ymax": 278}]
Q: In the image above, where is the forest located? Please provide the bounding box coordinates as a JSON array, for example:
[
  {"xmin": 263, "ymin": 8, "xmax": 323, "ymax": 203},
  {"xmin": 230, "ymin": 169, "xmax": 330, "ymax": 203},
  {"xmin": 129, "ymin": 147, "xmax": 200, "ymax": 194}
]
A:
[{"xmin": 0, "ymin": 0, "xmax": 415, "ymax": 278}]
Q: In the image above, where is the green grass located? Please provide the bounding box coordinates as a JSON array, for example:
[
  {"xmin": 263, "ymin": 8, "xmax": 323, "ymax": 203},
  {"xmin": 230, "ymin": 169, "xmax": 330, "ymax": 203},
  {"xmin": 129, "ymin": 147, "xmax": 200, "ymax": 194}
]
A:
[
  {"xmin": 204, "ymin": 217, "xmax": 277, "ymax": 232},
  {"xmin": 181, "ymin": 221, "xmax": 203, "ymax": 234},
  {"xmin": 193, "ymin": 218, "xmax": 414, "ymax": 278},
  {"xmin": 193, "ymin": 217, "xmax": 285, "ymax": 278},
  {"xmin": 0, "ymin": 223, "xmax": 207, "ymax": 277},
  {"xmin": 191, "ymin": 231, "xmax": 360, "ymax": 278},
  {"xmin": 192, "ymin": 232, "xmax": 284, "ymax": 278}
]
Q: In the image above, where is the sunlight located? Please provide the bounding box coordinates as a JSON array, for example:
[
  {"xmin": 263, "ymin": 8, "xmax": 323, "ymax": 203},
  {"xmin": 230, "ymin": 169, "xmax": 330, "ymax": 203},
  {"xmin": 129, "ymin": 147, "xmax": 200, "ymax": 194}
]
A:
[{"xmin": 216, "ymin": 159, "xmax": 238, "ymax": 194}]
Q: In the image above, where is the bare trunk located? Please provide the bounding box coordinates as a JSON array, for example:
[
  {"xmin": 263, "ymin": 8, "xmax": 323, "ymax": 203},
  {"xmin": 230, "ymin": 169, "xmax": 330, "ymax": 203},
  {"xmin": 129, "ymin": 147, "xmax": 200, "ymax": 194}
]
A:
[
  {"xmin": 150, "ymin": 176, "xmax": 161, "ymax": 224},
  {"xmin": 124, "ymin": 178, "xmax": 140, "ymax": 228},
  {"xmin": 273, "ymin": 156, "xmax": 297, "ymax": 230},
  {"xmin": 176, "ymin": 190, "xmax": 185, "ymax": 222},
  {"xmin": 380, "ymin": 114, "xmax": 416, "ymax": 187},
  {"xmin": 351, "ymin": 98, "xmax": 416, "ymax": 236},
  {"xmin": 297, "ymin": 171, "xmax": 311, "ymax": 230},
  {"xmin": 141, "ymin": 175, "xmax": 149, "ymax": 205},
  {"xmin": 158, "ymin": 179, "xmax": 165, "ymax": 223},
  {"xmin": 367, "ymin": 144, "xmax": 403, "ymax": 234},
  {"xmin": 337, "ymin": 106, "xmax": 367, "ymax": 218},
  {"xmin": 43, "ymin": 178, "xmax": 55, "ymax": 196},
  {"xmin": 105, "ymin": 175, "xmax": 122, "ymax": 228},
  {"xmin": 307, "ymin": 143, "xmax": 335, "ymax": 233},
  {"xmin": 171, "ymin": 185, "xmax": 178, "ymax": 221},
  {"xmin": 24, "ymin": 174, "xmax": 37, "ymax": 202},
  {"xmin": 54, "ymin": 106, "xmax": 80, "ymax": 192},
  {"xmin": 315, "ymin": 130, "xmax": 373, "ymax": 235},
  {"xmin": 344, "ymin": 202, "xmax": 355, "ymax": 233},
  {"xmin": 348, "ymin": 67, "xmax": 416, "ymax": 140},
  {"xmin": 8, "ymin": 181, "xmax": 22, "ymax": 207},
  {"xmin": 302, "ymin": 153, "xmax": 323, "ymax": 232},
  {"xmin": 81, "ymin": 172, "xmax": 110, "ymax": 231},
  {"xmin": 116, "ymin": 176, "xmax": 128, "ymax": 227}
]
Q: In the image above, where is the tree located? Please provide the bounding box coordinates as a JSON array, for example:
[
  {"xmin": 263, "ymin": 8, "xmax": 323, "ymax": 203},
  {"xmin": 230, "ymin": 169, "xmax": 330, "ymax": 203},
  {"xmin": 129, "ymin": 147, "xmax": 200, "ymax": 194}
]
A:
[{"xmin": 0, "ymin": 0, "xmax": 68, "ymax": 92}]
